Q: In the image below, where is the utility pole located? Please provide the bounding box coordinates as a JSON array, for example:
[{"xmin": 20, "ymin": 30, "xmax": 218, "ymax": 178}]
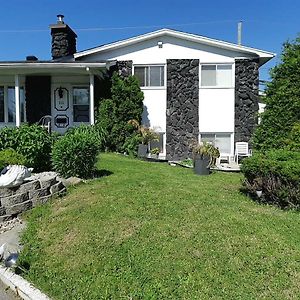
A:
[{"xmin": 237, "ymin": 21, "xmax": 242, "ymax": 45}]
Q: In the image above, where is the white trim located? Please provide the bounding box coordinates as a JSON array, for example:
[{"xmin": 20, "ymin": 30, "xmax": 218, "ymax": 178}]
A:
[
  {"xmin": 74, "ymin": 28, "xmax": 276, "ymax": 62},
  {"xmin": 89, "ymin": 74, "xmax": 95, "ymax": 125},
  {"xmin": 0, "ymin": 62, "xmax": 111, "ymax": 69},
  {"xmin": 15, "ymin": 75, "xmax": 20, "ymax": 127}
]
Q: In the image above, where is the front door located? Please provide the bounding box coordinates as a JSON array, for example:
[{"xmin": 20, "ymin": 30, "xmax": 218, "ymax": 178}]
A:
[{"xmin": 52, "ymin": 85, "xmax": 73, "ymax": 134}]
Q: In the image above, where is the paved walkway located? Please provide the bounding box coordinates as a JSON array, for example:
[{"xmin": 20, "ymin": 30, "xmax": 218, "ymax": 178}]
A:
[
  {"xmin": 0, "ymin": 221, "xmax": 25, "ymax": 300},
  {"xmin": 0, "ymin": 279, "xmax": 20, "ymax": 299}
]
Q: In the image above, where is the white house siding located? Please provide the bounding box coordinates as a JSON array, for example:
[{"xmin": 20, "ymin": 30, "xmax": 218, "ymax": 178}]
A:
[{"xmin": 79, "ymin": 36, "xmax": 253, "ymax": 156}]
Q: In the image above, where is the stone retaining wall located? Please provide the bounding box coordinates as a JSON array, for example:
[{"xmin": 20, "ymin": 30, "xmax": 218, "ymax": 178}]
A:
[{"xmin": 0, "ymin": 173, "xmax": 66, "ymax": 222}]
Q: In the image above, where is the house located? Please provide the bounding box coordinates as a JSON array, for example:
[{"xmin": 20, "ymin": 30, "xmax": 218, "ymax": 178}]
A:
[{"xmin": 0, "ymin": 15, "xmax": 275, "ymax": 160}]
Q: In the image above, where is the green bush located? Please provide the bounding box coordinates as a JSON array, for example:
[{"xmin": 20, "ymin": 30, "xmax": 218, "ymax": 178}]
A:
[
  {"xmin": 96, "ymin": 73, "xmax": 144, "ymax": 152},
  {"xmin": 0, "ymin": 125, "xmax": 55, "ymax": 172},
  {"xmin": 241, "ymin": 149, "xmax": 300, "ymax": 209},
  {"xmin": 123, "ymin": 133, "xmax": 141, "ymax": 157},
  {"xmin": 0, "ymin": 149, "xmax": 27, "ymax": 170},
  {"xmin": 253, "ymin": 36, "xmax": 300, "ymax": 151},
  {"xmin": 52, "ymin": 125, "xmax": 101, "ymax": 179}
]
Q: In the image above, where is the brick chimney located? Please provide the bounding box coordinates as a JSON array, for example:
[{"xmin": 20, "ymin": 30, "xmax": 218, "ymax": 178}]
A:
[{"xmin": 49, "ymin": 15, "xmax": 77, "ymax": 60}]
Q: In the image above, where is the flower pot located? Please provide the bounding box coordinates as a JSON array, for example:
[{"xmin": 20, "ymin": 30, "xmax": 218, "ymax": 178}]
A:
[
  {"xmin": 193, "ymin": 155, "xmax": 210, "ymax": 175},
  {"xmin": 138, "ymin": 144, "xmax": 148, "ymax": 157}
]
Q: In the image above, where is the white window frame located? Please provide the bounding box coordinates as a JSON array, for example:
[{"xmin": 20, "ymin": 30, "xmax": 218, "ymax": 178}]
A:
[
  {"xmin": 72, "ymin": 85, "xmax": 90, "ymax": 124},
  {"xmin": 0, "ymin": 85, "xmax": 26, "ymax": 124},
  {"xmin": 133, "ymin": 64, "xmax": 166, "ymax": 89},
  {"xmin": 199, "ymin": 63, "xmax": 234, "ymax": 89}
]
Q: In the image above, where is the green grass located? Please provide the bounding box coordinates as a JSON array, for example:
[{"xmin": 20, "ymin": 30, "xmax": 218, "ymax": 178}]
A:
[{"xmin": 19, "ymin": 153, "xmax": 300, "ymax": 299}]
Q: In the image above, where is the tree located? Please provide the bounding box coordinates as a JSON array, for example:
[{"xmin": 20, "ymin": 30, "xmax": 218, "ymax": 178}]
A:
[
  {"xmin": 253, "ymin": 36, "xmax": 300, "ymax": 151},
  {"xmin": 97, "ymin": 73, "xmax": 144, "ymax": 152}
]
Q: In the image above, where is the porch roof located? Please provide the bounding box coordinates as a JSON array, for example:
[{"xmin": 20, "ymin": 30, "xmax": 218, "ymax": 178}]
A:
[{"xmin": 0, "ymin": 60, "xmax": 116, "ymax": 75}]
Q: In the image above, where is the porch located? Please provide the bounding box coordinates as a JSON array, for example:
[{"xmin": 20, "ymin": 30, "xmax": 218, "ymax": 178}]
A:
[{"xmin": 0, "ymin": 61, "xmax": 115, "ymax": 133}]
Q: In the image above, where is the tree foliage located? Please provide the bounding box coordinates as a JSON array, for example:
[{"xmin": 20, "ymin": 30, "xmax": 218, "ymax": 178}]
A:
[
  {"xmin": 97, "ymin": 73, "xmax": 144, "ymax": 152},
  {"xmin": 253, "ymin": 36, "xmax": 300, "ymax": 150}
]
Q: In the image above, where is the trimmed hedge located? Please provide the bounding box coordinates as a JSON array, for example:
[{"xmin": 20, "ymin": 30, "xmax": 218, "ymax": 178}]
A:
[
  {"xmin": 0, "ymin": 125, "xmax": 55, "ymax": 172},
  {"xmin": 52, "ymin": 125, "xmax": 103, "ymax": 179},
  {"xmin": 241, "ymin": 150, "xmax": 300, "ymax": 209},
  {"xmin": 0, "ymin": 149, "xmax": 27, "ymax": 170}
]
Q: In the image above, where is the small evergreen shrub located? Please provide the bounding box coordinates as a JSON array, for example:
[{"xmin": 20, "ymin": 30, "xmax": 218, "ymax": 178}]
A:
[
  {"xmin": 96, "ymin": 73, "xmax": 144, "ymax": 152},
  {"xmin": 52, "ymin": 125, "xmax": 101, "ymax": 179},
  {"xmin": 0, "ymin": 149, "xmax": 27, "ymax": 170},
  {"xmin": 0, "ymin": 125, "xmax": 55, "ymax": 172},
  {"xmin": 241, "ymin": 150, "xmax": 300, "ymax": 209}
]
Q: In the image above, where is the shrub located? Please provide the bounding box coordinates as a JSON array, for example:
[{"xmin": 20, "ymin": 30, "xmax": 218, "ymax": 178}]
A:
[
  {"xmin": 123, "ymin": 133, "xmax": 141, "ymax": 157},
  {"xmin": 0, "ymin": 125, "xmax": 55, "ymax": 172},
  {"xmin": 96, "ymin": 73, "xmax": 144, "ymax": 152},
  {"xmin": 253, "ymin": 36, "xmax": 300, "ymax": 151},
  {"xmin": 0, "ymin": 149, "xmax": 27, "ymax": 170},
  {"xmin": 241, "ymin": 149, "xmax": 300, "ymax": 209},
  {"xmin": 52, "ymin": 125, "xmax": 101, "ymax": 179}
]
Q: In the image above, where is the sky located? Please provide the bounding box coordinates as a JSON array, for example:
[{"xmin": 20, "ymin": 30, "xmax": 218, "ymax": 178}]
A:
[{"xmin": 0, "ymin": 0, "xmax": 299, "ymax": 83}]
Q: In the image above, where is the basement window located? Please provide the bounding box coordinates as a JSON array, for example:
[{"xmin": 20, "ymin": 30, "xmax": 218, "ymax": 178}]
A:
[
  {"xmin": 201, "ymin": 64, "xmax": 232, "ymax": 87},
  {"xmin": 134, "ymin": 66, "xmax": 164, "ymax": 87},
  {"xmin": 200, "ymin": 133, "xmax": 231, "ymax": 154}
]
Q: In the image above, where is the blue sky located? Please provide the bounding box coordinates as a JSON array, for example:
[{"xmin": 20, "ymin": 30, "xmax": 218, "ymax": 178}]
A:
[{"xmin": 0, "ymin": 0, "xmax": 299, "ymax": 82}]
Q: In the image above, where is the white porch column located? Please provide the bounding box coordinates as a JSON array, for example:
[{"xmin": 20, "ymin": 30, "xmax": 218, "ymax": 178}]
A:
[
  {"xmin": 15, "ymin": 74, "xmax": 21, "ymax": 127},
  {"xmin": 89, "ymin": 74, "xmax": 95, "ymax": 125}
]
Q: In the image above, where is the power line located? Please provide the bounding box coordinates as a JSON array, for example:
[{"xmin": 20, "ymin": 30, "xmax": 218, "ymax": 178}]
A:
[{"xmin": 0, "ymin": 19, "xmax": 239, "ymax": 33}]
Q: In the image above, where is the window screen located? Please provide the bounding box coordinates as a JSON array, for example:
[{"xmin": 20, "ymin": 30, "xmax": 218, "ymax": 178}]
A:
[
  {"xmin": 134, "ymin": 66, "xmax": 164, "ymax": 87},
  {"xmin": 201, "ymin": 64, "xmax": 232, "ymax": 87}
]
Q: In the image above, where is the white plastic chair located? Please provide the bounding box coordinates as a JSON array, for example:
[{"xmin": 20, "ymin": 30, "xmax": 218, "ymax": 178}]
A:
[
  {"xmin": 37, "ymin": 115, "xmax": 52, "ymax": 133},
  {"xmin": 234, "ymin": 142, "xmax": 252, "ymax": 164}
]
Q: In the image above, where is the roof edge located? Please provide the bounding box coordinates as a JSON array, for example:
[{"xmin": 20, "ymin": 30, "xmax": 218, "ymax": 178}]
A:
[{"xmin": 74, "ymin": 28, "xmax": 276, "ymax": 61}]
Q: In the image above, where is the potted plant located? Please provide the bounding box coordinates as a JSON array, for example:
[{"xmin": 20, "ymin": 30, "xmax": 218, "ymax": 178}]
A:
[
  {"xmin": 128, "ymin": 119, "xmax": 159, "ymax": 157},
  {"xmin": 150, "ymin": 147, "xmax": 160, "ymax": 158},
  {"xmin": 191, "ymin": 141, "xmax": 220, "ymax": 175}
]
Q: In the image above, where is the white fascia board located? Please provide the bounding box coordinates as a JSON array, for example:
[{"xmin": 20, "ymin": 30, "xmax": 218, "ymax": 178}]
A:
[
  {"xmin": 74, "ymin": 28, "xmax": 276, "ymax": 60},
  {"xmin": 0, "ymin": 62, "xmax": 113, "ymax": 69}
]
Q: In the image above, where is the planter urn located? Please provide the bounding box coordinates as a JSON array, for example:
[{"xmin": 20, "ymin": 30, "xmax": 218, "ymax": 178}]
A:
[
  {"xmin": 193, "ymin": 154, "xmax": 210, "ymax": 175},
  {"xmin": 138, "ymin": 144, "xmax": 148, "ymax": 158}
]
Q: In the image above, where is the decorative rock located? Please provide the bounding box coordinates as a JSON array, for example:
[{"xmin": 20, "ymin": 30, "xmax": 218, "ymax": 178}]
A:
[
  {"xmin": 29, "ymin": 187, "xmax": 50, "ymax": 201},
  {"xmin": 6, "ymin": 200, "xmax": 32, "ymax": 216},
  {"xmin": 16, "ymin": 180, "xmax": 41, "ymax": 194},
  {"xmin": 32, "ymin": 195, "xmax": 52, "ymax": 207},
  {"xmin": 0, "ymin": 188, "xmax": 15, "ymax": 198},
  {"xmin": 65, "ymin": 177, "xmax": 83, "ymax": 187},
  {"xmin": 50, "ymin": 181, "xmax": 65, "ymax": 194},
  {"xmin": 166, "ymin": 59, "xmax": 199, "ymax": 160},
  {"xmin": 0, "ymin": 215, "xmax": 14, "ymax": 223},
  {"xmin": 0, "ymin": 207, "xmax": 6, "ymax": 216},
  {"xmin": 1, "ymin": 192, "xmax": 29, "ymax": 207}
]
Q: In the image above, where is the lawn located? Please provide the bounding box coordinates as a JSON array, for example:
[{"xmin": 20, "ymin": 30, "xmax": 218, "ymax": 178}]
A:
[{"xmin": 20, "ymin": 153, "xmax": 300, "ymax": 299}]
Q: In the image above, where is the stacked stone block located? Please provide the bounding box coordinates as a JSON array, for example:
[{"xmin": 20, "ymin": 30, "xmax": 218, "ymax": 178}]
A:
[{"xmin": 0, "ymin": 174, "xmax": 66, "ymax": 222}]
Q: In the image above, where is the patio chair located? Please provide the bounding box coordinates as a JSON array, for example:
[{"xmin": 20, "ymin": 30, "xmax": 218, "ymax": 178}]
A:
[
  {"xmin": 37, "ymin": 115, "xmax": 52, "ymax": 133},
  {"xmin": 234, "ymin": 142, "xmax": 252, "ymax": 164}
]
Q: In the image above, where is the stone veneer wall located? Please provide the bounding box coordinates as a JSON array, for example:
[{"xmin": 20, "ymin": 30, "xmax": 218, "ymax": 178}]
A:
[
  {"xmin": 166, "ymin": 59, "xmax": 199, "ymax": 161},
  {"xmin": 235, "ymin": 58, "xmax": 259, "ymax": 144},
  {"xmin": 50, "ymin": 26, "xmax": 77, "ymax": 59},
  {"xmin": 110, "ymin": 60, "xmax": 133, "ymax": 78},
  {"xmin": 0, "ymin": 174, "xmax": 66, "ymax": 222}
]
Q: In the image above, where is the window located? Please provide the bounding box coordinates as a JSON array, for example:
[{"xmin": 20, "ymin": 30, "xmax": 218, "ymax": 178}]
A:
[
  {"xmin": 200, "ymin": 133, "xmax": 231, "ymax": 154},
  {"xmin": 0, "ymin": 86, "xmax": 25, "ymax": 123},
  {"xmin": 134, "ymin": 66, "xmax": 164, "ymax": 87},
  {"xmin": 150, "ymin": 132, "xmax": 165, "ymax": 153},
  {"xmin": 201, "ymin": 64, "xmax": 232, "ymax": 87},
  {"xmin": 73, "ymin": 87, "xmax": 89, "ymax": 122},
  {"xmin": 0, "ymin": 87, "xmax": 4, "ymax": 122}
]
